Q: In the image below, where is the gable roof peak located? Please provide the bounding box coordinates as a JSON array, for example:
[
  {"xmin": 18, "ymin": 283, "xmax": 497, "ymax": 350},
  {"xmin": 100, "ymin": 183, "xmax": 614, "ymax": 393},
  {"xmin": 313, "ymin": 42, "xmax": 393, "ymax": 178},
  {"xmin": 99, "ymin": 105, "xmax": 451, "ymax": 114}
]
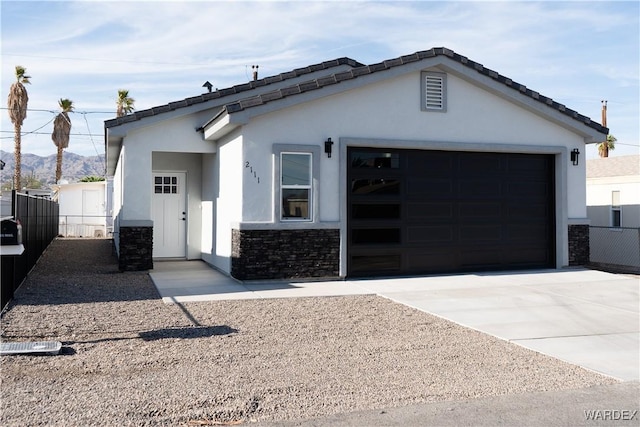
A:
[
  {"xmin": 105, "ymin": 56, "xmax": 364, "ymax": 129},
  {"xmin": 209, "ymin": 47, "xmax": 607, "ymax": 136}
]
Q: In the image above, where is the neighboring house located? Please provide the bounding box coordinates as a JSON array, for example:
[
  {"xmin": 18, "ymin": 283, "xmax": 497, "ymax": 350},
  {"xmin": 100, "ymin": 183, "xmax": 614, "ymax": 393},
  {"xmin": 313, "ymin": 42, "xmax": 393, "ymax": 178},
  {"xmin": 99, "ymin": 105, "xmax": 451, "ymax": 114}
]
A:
[
  {"xmin": 587, "ymin": 155, "xmax": 640, "ymax": 273},
  {"xmin": 53, "ymin": 181, "xmax": 107, "ymax": 238},
  {"xmin": 105, "ymin": 47, "xmax": 607, "ymax": 279}
]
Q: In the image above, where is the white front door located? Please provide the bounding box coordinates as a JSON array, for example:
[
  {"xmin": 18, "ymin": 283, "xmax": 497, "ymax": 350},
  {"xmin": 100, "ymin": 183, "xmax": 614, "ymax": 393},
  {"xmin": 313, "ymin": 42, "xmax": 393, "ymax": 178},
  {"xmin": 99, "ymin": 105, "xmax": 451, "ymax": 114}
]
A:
[{"xmin": 152, "ymin": 172, "xmax": 186, "ymax": 258}]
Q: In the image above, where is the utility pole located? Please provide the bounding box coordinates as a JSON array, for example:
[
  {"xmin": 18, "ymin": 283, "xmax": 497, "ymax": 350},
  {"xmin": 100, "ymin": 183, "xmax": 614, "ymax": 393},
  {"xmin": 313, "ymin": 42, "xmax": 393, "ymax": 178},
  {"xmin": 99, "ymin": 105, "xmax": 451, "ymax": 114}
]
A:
[{"xmin": 600, "ymin": 100, "xmax": 609, "ymax": 158}]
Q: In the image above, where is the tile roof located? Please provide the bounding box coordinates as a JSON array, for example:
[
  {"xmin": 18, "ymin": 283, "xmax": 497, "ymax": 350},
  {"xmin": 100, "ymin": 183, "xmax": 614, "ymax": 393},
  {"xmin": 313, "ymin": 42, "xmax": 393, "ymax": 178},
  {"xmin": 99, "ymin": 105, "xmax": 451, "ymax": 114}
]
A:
[
  {"xmin": 216, "ymin": 47, "xmax": 607, "ymax": 135},
  {"xmin": 106, "ymin": 47, "xmax": 608, "ymax": 136},
  {"xmin": 104, "ymin": 57, "xmax": 364, "ymax": 128},
  {"xmin": 587, "ymin": 155, "xmax": 640, "ymax": 178}
]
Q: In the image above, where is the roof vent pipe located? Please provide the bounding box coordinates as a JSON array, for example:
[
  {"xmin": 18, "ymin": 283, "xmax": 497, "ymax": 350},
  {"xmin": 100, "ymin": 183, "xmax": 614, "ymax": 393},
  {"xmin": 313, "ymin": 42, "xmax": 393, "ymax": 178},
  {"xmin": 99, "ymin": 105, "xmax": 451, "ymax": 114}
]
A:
[{"xmin": 252, "ymin": 65, "xmax": 259, "ymax": 81}]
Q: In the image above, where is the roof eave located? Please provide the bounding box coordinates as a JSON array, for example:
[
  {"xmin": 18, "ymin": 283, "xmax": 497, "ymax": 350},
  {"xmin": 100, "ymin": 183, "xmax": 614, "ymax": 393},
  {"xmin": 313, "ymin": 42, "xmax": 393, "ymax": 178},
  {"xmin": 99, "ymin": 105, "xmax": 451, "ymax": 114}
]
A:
[
  {"xmin": 216, "ymin": 52, "xmax": 607, "ymax": 143},
  {"xmin": 202, "ymin": 111, "xmax": 247, "ymax": 141},
  {"xmin": 104, "ymin": 57, "xmax": 364, "ymax": 130},
  {"xmin": 105, "ymin": 128, "xmax": 122, "ymax": 176},
  {"xmin": 435, "ymin": 61, "xmax": 608, "ymax": 143}
]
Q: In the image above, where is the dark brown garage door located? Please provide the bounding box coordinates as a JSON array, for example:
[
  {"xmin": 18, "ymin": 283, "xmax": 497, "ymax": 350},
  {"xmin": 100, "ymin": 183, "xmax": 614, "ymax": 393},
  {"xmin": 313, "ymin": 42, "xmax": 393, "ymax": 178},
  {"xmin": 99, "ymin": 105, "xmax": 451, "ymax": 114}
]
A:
[{"xmin": 347, "ymin": 148, "xmax": 555, "ymax": 277}]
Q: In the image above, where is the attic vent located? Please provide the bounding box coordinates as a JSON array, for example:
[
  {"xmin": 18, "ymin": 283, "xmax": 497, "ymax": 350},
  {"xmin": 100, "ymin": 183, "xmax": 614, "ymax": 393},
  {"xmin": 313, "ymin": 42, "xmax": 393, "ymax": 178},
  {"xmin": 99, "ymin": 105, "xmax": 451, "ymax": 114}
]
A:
[{"xmin": 421, "ymin": 71, "xmax": 447, "ymax": 112}]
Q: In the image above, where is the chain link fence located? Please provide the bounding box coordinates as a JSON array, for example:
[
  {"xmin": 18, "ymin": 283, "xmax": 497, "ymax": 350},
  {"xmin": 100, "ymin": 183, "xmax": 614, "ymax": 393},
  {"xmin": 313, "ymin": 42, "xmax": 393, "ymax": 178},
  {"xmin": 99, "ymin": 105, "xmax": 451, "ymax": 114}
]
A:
[
  {"xmin": 58, "ymin": 215, "xmax": 110, "ymax": 238},
  {"xmin": 589, "ymin": 226, "xmax": 640, "ymax": 274}
]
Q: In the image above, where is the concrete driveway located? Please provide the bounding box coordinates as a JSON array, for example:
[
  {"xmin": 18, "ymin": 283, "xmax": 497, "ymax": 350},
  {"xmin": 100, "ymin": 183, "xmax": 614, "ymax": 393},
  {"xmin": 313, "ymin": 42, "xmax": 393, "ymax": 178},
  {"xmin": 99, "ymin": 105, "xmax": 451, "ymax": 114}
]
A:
[
  {"xmin": 353, "ymin": 269, "xmax": 639, "ymax": 381},
  {"xmin": 150, "ymin": 264, "xmax": 639, "ymax": 381}
]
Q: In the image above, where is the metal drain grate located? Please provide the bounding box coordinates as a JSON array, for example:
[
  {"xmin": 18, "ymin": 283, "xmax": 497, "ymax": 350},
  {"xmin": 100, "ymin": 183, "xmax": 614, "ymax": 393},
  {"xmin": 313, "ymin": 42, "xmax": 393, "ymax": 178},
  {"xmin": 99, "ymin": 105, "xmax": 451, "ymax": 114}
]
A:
[{"xmin": 0, "ymin": 341, "xmax": 62, "ymax": 356}]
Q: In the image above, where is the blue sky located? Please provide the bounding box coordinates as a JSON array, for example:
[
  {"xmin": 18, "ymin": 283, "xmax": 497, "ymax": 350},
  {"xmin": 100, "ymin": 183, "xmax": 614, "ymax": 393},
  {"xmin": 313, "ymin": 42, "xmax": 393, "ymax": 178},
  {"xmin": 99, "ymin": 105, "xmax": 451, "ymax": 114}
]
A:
[{"xmin": 1, "ymin": 1, "xmax": 638, "ymax": 161}]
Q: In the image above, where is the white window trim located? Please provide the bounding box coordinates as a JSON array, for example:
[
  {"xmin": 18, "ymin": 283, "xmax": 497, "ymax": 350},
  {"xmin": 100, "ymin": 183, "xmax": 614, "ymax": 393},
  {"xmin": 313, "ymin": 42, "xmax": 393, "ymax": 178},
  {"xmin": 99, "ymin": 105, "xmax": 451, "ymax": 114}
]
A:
[
  {"xmin": 611, "ymin": 206, "xmax": 622, "ymax": 228},
  {"xmin": 421, "ymin": 71, "xmax": 447, "ymax": 112},
  {"xmin": 273, "ymin": 144, "xmax": 320, "ymax": 223},
  {"xmin": 611, "ymin": 190, "xmax": 622, "ymax": 228}
]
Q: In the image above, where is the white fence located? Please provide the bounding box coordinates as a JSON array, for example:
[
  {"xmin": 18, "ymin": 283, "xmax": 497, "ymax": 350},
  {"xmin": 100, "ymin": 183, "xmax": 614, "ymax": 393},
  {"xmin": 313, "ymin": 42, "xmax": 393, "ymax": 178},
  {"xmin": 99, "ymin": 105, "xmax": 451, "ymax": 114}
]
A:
[{"xmin": 58, "ymin": 215, "xmax": 109, "ymax": 238}]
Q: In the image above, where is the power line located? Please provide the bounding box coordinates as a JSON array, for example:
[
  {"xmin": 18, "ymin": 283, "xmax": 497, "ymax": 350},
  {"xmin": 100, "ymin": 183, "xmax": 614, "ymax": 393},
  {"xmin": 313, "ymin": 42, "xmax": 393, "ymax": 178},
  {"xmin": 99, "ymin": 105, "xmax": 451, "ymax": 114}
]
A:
[
  {"xmin": 613, "ymin": 142, "xmax": 640, "ymax": 147},
  {"xmin": 81, "ymin": 112, "xmax": 106, "ymax": 170},
  {"xmin": 0, "ymin": 131, "xmax": 104, "ymax": 139},
  {"xmin": 22, "ymin": 116, "xmax": 56, "ymax": 137},
  {"xmin": 1, "ymin": 107, "xmax": 114, "ymax": 115},
  {"xmin": 1, "ymin": 110, "xmax": 107, "ymax": 140},
  {"xmin": 0, "ymin": 116, "xmax": 57, "ymax": 139}
]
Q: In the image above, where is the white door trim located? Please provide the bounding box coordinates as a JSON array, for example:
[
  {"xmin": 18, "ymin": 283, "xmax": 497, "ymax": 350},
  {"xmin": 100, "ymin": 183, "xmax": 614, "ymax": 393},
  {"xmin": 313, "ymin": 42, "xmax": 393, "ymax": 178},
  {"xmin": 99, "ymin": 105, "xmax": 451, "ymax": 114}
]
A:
[{"xmin": 152, "ymin": 171, "xmax": 187, "ymax": 258}]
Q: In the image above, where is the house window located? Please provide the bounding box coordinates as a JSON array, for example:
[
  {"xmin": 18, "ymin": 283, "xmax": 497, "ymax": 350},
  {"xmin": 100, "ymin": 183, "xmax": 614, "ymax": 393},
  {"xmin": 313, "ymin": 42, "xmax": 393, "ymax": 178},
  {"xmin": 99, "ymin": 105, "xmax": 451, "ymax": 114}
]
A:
[
  {"xmin": 421, "ymin": 71, "xmax": 447, "ymax": 112},
  {"xmin": 281, "ymin": 153, "xmax": 312, "ymax": 221},
  {"xmin": 154, "ymin": 176, "xmax": 178, "ymax": 194},
  {"xmin": 611, "ymin": 191, "xmax": 621, "ymax": 227}
]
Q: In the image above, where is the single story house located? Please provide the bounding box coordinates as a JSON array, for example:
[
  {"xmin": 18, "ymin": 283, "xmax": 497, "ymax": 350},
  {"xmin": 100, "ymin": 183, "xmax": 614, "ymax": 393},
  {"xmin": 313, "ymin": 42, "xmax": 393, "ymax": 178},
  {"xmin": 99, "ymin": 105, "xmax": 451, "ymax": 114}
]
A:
[
  {"xmin": 587, "ymin": 155, "xmax": 640, "ymax": 272},
  {"xmin": 105, "ymin": 47, "xmax": 607, "ymax": 279},
  {"xmin": 52, "ymin": 181, "xmax": 107, "ymax": 238}
]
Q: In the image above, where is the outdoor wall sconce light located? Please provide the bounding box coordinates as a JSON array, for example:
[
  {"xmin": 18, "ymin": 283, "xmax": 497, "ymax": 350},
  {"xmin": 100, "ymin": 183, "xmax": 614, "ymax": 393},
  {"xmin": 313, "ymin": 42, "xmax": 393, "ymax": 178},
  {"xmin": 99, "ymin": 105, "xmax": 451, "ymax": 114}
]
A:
[
  {"xmin": 570, "ymin": 148, "xmax": 580, "ymax": 166},
  {"xmin": 325, "ymin": 137, "xmax": 334, "ymax": 158}
]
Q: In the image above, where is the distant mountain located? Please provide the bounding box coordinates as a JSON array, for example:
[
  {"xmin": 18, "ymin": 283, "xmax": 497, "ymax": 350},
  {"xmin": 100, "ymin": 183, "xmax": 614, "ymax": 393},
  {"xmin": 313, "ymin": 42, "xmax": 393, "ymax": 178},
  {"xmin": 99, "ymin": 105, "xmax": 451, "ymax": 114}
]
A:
[{"xmin": 0, "ymin": 150, "xmax": 105, "ymax": 189}]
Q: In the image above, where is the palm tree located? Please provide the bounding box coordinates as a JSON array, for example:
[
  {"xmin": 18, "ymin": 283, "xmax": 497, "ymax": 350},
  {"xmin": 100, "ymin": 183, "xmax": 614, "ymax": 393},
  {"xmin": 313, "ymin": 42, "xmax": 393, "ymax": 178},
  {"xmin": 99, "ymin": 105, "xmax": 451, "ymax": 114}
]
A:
[
  {"xmin": 52, "ymin": 98, "xmax": 74, "ymax": 183},
  {"xmin": 116, "ymin": 89, "xmax": 135, "ymax": 117},
  {"xmin": 597, "ymin": 134, "xmax": 617, "ymax": 158},
  {"xmin": 7, "ymin": 66, "xmax": 31, "ymax": 189}
]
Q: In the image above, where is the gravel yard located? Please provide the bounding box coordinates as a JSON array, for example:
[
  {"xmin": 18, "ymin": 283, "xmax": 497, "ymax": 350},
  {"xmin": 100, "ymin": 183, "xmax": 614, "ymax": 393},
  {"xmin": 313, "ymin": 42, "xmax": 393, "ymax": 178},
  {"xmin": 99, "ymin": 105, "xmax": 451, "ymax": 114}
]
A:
[{"xmin": 1, "ymin": 239, "xmax": 617, "ymax": 426}]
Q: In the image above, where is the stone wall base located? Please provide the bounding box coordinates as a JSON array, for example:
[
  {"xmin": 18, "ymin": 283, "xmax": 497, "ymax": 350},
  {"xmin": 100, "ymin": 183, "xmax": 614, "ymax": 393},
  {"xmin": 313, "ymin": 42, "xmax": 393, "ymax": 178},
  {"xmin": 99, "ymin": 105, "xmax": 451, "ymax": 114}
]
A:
[
  {"xmin": 119, "ymin": 226, "xmax": 153, "ymax": 271},
  {"xmin": 231, "ymin": 229, "xmax": 340, "ymax": 280},
  {"xmin": 568, "ymin": 224, "xmax": 589, "ymax": 266}
]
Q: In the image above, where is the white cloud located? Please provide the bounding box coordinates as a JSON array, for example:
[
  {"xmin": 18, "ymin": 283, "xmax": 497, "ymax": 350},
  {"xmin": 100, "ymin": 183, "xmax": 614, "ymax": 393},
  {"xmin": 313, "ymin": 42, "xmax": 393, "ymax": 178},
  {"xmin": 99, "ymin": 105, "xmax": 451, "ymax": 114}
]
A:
[{"xmin": 1, "ymin": 1, "xmax": 638, "ymax": 159}]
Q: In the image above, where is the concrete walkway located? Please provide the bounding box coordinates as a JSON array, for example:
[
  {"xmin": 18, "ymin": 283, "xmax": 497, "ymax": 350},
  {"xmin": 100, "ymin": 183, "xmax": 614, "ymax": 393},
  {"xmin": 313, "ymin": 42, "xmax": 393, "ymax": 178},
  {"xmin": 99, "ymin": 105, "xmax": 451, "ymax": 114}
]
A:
[{"xmin": 150, "ymin": 262, "xmax": 639, "ymax": 381}]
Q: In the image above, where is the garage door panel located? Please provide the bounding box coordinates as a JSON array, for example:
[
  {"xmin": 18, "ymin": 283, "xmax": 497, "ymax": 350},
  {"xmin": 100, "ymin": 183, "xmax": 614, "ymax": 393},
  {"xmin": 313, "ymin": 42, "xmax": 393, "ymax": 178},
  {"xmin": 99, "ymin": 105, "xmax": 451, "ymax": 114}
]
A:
[
  {"xmin": 351, "ymin": 254, "xmax": 401, "ymax": 274},
  {"xmin": 406, "ymin": 225, "xmax": 454, "ymax": 243},
  {"xmin": 406, "ymin": 250, "xmax": 457, "ymax": 271},
  {"xmin": 458, "ymin": 179, "xmax": 503, "ymax": 198},
  {"xmin": 351, "ymin": 203, "xmax": 401, "ymax": 219},
  {"xmin": 407, "ymin": 152, "xmax": 453, "ymax": 174},
  {"xmin": 460, "ymin": 225, "xmax": 502, "ymax": 241},
  {"xmin": 459, "ymin": 202, "xmax": 502, "ymax": 219},
  {"xmin": 406, "ymin": 202, "xmax": 453, "ymax": 220},
  {"xmin": 407, "ymin": 178, "xmax": 453, "ymax": 197},
  {"xmin": 503, "ymin": 247, "xmax": 551, "ymax": 264},
  {"xmin": 351, "ymin": 151, "xmax": 401, "ymax": 169},
  {"xmin": 459, "ymin": 248, "xmax": 503, "ymax": 268},
  {"xmin": 506, "ymin": 180, "xmax": 550, "ymax": 198},
  {"xmin": 347, "ymin": 148, "xmax": 555, "ymax": 277},
  {"xmin": 507, "ymin": 203, "xmax": 549, "ymax": 219},
  {"xmin": 352, "ymin": 228, "xmax": 401, "ymax": 245},
  {"xmin": 459, "ymin": 153, "xmax": 505, "ymax": 174},
  {"xmin": 507, "ymin": 155, "xmax": 549, "ymax": 172},
  {"xmin": 352, "ymin": 178, "xmax": 401, "ymax": 195},
  {"xmin": 507, "ymin": 224, "xmax": 550, "ymax": 241}
]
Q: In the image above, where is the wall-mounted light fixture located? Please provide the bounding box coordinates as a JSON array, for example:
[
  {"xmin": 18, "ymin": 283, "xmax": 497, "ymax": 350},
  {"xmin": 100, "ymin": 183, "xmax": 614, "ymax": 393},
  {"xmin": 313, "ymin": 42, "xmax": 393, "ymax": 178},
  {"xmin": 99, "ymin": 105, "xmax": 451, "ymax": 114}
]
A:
[
  {"xmin": 570, "ymin": 148, "xmax": 580, "ymax": 166},
  {"xmin": 324, "ymin": 137, "xmax": 334, "ymax": 158}
]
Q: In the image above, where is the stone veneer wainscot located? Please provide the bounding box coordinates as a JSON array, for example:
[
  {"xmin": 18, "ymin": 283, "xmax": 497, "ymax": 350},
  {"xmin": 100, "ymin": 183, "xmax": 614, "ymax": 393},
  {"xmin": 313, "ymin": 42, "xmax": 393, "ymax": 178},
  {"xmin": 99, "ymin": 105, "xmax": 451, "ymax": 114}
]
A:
[
  {"xmin": 231, "ymin": 228, "xmax": 340, "ymax": 280},
  {"xmin": 568, "ymin": 224, "xmax": 589, "ymax": 266},
  {"xmin": 118, "ymin": 220, "xmax": 153, "ymax": 271}
]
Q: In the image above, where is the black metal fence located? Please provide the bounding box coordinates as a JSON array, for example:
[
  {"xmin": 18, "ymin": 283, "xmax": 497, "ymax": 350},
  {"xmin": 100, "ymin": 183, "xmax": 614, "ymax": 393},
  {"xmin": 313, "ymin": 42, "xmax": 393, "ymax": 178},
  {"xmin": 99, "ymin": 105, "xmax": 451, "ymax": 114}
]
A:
[{"xmin": 1, "ymin": 191, "xmax": 59, "ymax": 310}]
